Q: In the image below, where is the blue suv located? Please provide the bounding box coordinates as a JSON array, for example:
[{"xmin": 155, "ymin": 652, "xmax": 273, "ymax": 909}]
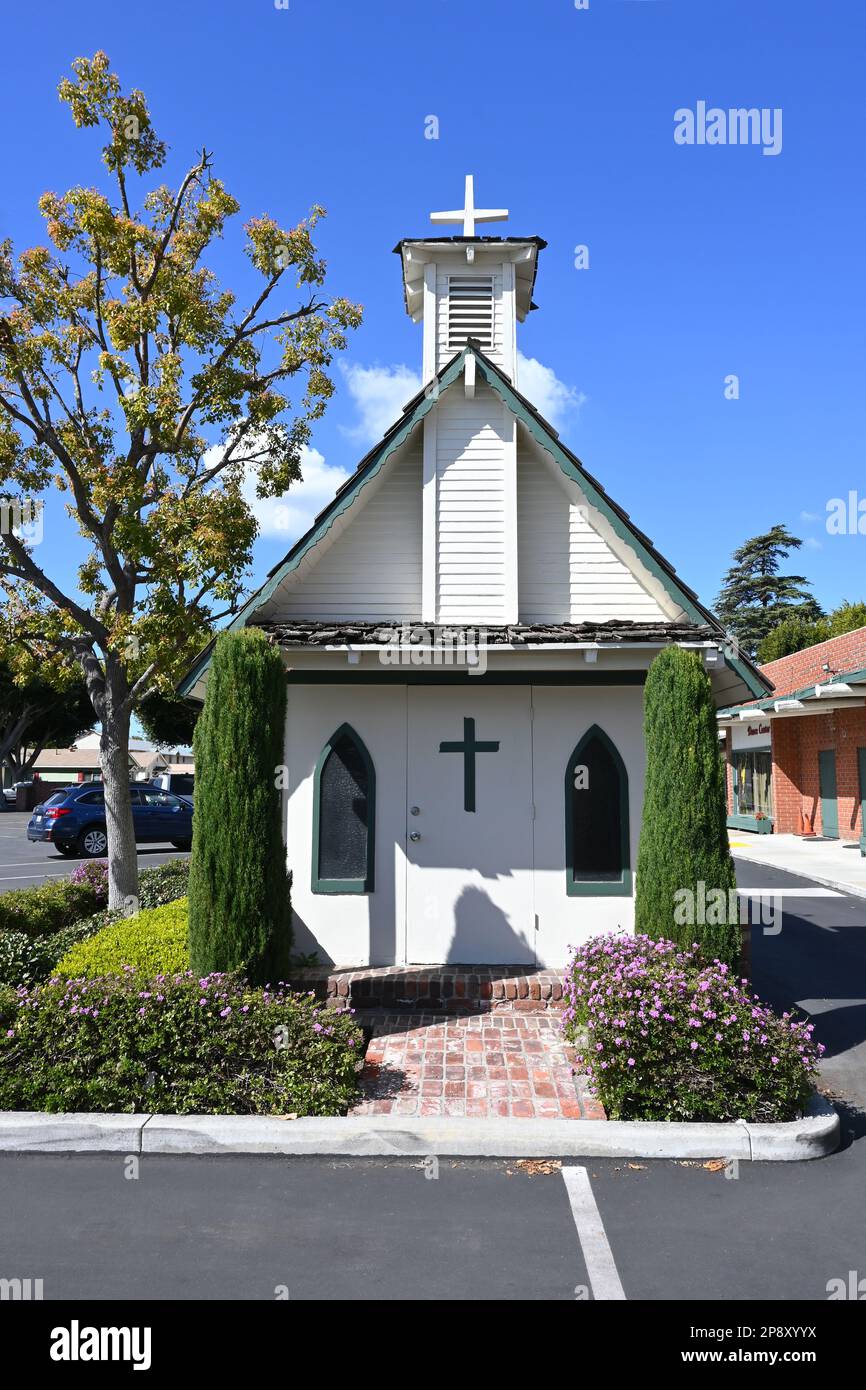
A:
[{"xmin": 27, "ymin": 783, "xmax": 194, "ymax": 858}]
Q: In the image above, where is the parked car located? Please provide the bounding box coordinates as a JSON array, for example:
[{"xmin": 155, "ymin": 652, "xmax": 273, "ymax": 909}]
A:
[
  {"xmin": 151, "ymin": 771, "xmax": 194, "ymax": 798},
  {"xmin": 2, "ymin": 780, "xmax": 34, "ymax": 806},
  {"xmin": 27, "ymin": 782, "xmax": 194, "ymax": 858}
]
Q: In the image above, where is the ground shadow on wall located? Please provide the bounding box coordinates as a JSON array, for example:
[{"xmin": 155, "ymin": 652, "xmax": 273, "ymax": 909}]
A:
[
  {"xmin": 289, "ymin": 908, "xmax": 336, "ymax": 967},
  {"xmin": 444, "ymin": 884, "xmax": 535, "ymax": 967}
]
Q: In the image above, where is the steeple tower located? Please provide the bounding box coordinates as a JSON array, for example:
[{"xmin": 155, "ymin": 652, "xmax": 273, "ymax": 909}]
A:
[{"xmin": 394, "ymin": 175, "xmax": 544, "ymax": 386}]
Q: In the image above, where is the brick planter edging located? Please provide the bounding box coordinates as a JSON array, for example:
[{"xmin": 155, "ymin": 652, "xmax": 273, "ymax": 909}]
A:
[{"xmin": 290, "ymin": 964, "xmax": 565, "ymax": 1013}]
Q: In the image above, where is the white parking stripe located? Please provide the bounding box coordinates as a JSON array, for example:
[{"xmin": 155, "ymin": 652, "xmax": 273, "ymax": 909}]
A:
[
  {"xmin": 0, "ymin": 861, "xmax": 81, "ymax": 869},
  {"xmin": 561, "ymin": 1166, "xmax": 626, "ymax": 1301},
  {"xmin": 0, "ymin": 851, "xmax": 189, "ymax": 885},
  {"xmin": 0, "ymin": 871, "xmax": 75, "ymax": 882}
]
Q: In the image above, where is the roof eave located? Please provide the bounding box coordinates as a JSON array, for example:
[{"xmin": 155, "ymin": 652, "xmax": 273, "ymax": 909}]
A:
[{"xmin": 178, "ymin": 343, "xmax": 770, "ymax": 704}]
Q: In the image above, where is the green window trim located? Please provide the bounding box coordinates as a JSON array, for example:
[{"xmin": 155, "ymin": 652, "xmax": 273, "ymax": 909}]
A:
[
  {"xmin": 311, "ymin": 723, "xmax": 376, "ymax": 894},
  {"xmin": 565, "ymin": 724, "xmax": 632, "ymax": 897}
]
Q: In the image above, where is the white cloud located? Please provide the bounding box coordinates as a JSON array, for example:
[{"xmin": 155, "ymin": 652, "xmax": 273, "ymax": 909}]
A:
[
  {"xmin": 800, "ymin": 510, "xmax": 822, "ymax": 524},
  {"xmin": 340, "ymin": 362, "xmax": 422, "ymax": 445},
  {"xmin": 339, "ymin": 353, "xmax": 584, "ymax": 444},
  {"xmin": 803, "ymin": 535, "xmax": 823, "ymax": 550},
  {"xmin": 516, "ymin": 352, "xmax": 586, "ymax": 429},
  {"xmin": 242, "ymin": 445, "xmax": 350, "ymax": 540},
  {"xmin": 215, "ymin": 348, "xmax": 584, "ymax": 547}
]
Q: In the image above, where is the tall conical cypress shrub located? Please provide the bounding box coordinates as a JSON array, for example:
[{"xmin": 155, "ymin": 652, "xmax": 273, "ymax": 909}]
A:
[
  {"xmin": 635, "ymin": 647, "xmax": 740, "ymax": 964},
  {"xmin": 188, "ymin": 628, "xmax": 292, "ymax": 983}
]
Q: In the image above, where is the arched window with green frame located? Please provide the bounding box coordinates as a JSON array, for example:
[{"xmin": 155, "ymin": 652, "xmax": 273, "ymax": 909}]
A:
[
  {"xmin": 312, "ymin": 724, "xmax": 375, "ymax": 894},
  {"xmin": 565, "ymin": 724, "xmax": 631, "ymax": 896}
]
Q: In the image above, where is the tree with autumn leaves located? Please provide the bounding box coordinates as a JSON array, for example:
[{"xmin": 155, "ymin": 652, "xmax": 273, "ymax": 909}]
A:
[{"xmin": 0, "ymin": 53, "xmax": 361, "ymax": 907}]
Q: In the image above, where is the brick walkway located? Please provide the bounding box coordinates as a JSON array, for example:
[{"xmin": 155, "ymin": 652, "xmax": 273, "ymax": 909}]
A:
[{"xmin": 350, "ymin": 1011, "xmax": 604, "ymax": 1120}]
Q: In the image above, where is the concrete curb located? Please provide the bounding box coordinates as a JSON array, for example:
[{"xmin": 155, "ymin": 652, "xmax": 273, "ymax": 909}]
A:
[
  {"xmin": 732, "ymin": 847, "xmax": 866, "ymax": 900},
  {"xmin": 0, "ymin": 1112, "xmax": 151, "ymax": 1153},
  {"xmin": 0, "ymin": 1094, "xmax": 839, "ymax": 1161}
]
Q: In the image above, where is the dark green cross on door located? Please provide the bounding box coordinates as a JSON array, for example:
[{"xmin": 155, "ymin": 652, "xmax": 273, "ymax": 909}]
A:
[{"xmin": 439, "ymin": 716, "xmax": 500, "ymax": 813}]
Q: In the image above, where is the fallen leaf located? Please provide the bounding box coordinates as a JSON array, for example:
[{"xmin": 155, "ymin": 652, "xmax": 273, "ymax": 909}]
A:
[
  {"xmin": 703, "ymin": 1159, "xmax": 727, "ymax": 1172},
  {"xmin": 516, "ymin": 1159, "xmax": 562, "ymax": 1177}
]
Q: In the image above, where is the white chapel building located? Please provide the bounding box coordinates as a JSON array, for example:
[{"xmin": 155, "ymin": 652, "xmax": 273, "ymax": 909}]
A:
[{"xmin": 182, "ymin": 178, "xmax": 767, "ymax": 969}]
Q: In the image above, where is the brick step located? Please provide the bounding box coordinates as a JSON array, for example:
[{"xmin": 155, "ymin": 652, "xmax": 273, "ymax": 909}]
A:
[{"xmin": 290, "ymin": 964, "xmax": 565, "ymax": 1013}]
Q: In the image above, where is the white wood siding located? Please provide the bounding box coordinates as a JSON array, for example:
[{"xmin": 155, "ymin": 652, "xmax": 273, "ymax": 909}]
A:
[
  {"xmin": 262, "ymin": 437, "xmax": 423, "ymax": 621},
  {"xmin": 517, "ymin": 433, "xmax": 669, "ymax": 623},
  {"xmin": 435, "ymin": 383, "xmax": 511, "ymax": 623}
]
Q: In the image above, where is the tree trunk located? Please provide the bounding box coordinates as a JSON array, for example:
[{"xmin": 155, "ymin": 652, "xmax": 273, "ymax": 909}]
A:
[{"xmin": 100, "ymin": 664, "xmax": 140, "ymax": 912}]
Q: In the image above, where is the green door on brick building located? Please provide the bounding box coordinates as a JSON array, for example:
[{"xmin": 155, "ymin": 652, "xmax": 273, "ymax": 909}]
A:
[{"xmin": 818, "ymin": 750, "xmax": 839, "ymax": 839}]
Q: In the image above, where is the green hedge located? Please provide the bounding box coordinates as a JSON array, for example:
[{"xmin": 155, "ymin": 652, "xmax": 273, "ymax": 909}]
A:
[
  {"xmin": 0, "ymin": 859, "xmax": 188, "ymax": 942},
  {"xmin": 0, "ymin": 859, "xmax": 191, "ymax": 988},
  {"xmin": 0, "ymin": 910, "xmax": 116, "ymax": 988},
  {"xmin": 0, "ymin": 982, "xmax": 17, "ymax": 1026},
  {"xmin": 0, "ymin": 969, "xmax": 364, "ymax": 1115},
  {"xmin": 136, "ymin": 859, "xmax": 189, "ymax": 911},
  {"xmin": 0, "ymin": 878, "xmax": 103, "ymax": 939},
  {"xmin": 0, "ymin": 932, "xmax": 50, "ymax": 988},
  {"xmin": 56, "ymin": 900, "xmax": 189, "ymax": 980}
]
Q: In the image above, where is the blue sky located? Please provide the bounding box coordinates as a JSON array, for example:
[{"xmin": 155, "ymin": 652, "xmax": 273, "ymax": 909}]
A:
[{"xmin": 3, "ymin": 0, "xmax": 865, "ymax": 618}]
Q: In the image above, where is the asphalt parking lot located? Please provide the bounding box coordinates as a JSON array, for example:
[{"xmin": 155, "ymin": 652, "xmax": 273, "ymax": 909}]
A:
[{"xmin": 0, "ymin": 810, "xmax": 189, "ymax": 891}]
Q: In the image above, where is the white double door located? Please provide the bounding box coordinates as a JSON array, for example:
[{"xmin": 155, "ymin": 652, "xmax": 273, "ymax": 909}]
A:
[{"xmin": 404, "ymin": 688, "xmax": 535, "ymax": 964}]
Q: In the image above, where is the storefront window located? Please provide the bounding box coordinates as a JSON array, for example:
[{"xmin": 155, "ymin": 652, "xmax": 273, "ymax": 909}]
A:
[{"xmin": 732, "ymin": 750, "xmax": 772, "ymax": 817}]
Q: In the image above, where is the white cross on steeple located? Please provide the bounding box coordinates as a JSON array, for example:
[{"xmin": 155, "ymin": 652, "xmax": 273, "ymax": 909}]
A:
[{"xmin": 430, "ymin": 174, "xmax": 509, "ymax": 237}]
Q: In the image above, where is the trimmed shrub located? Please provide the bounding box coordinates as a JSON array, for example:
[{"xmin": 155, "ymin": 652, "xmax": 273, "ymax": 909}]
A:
[
  {"xmin": 0, "ymin": 931, "xmax": 53, "ymax": 987},
  {"xmin": 0, "ymin": 857, "xmax": 186, "ymax": 948},
  {"xmin": 0, "ymin": 911, "xmax": 116, "ymax": 988},
  {"xmin": 0, "ymin": 861, "xmax": 191, "ymax": 989},
  {"xmin": 188, "ymin": 629, "xmax": 292, "ymax": 983},
  {"xmin": 563, "ymin": 933, "xmax": 822, "ymax": 1123},
  {"xmin": 137, "ymin": 858, "xmax": 189, "ymax": 911},
  {"xmin": 635, "ymin": 647, "xmax": 740, "ymax": 964},
  {"xmin": 0, "ymin": 877, "xmax": 105, "ymax": 939},
  {"xmin": 44, "ymin": 908, "xmax": 119, "ymax": 963},
  {"xmin": 56, "ymin": 900, "xmax": 189, "ymax": 980},
  {"xmin": 0, "ymin": 971, "xmax": 363, "ymax": 1115},
  {"xmin": 0, "ymin": 982, "xmax": 18, "ymax": 1026}
]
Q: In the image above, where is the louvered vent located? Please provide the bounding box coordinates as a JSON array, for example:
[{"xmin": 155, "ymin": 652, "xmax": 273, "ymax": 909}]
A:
[{"xmin": 447, "ymin": 276, "xmax": 494, "ymax": 350}]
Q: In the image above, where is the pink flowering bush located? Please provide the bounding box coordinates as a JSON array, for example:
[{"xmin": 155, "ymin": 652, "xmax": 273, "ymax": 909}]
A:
[
  {"xmin": 0, "ymin": 970, "xmax": 364, "ymax": 1115},
  {"xmin": 562, "ymin": 933, "xmax": 822, "ymax": 1123},
  {"xmin": 70, "ymin": 859, "xmax": 109, "ymax": 905}
]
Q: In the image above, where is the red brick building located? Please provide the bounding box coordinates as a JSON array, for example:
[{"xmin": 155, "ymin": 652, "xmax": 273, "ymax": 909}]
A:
[{"xmin": 719, "ymin": 627, "xmax": 866, "ymax": 849}]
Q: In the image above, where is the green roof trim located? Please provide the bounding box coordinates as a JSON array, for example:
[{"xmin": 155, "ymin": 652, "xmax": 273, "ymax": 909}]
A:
[
  {"xmin": 178, "ymin": 348, "xmax": 471, "ymax": 695},
  {"xmin": 469, "ymin": 352, "xmax": 768, "ymax": 703},
  {"xmin": 179, "ymin": 344, "xmax": 770, "ymax": 701},
  {"xmin": 718, "ymin": 664, "xmax": 866, "ymax": 719}
]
